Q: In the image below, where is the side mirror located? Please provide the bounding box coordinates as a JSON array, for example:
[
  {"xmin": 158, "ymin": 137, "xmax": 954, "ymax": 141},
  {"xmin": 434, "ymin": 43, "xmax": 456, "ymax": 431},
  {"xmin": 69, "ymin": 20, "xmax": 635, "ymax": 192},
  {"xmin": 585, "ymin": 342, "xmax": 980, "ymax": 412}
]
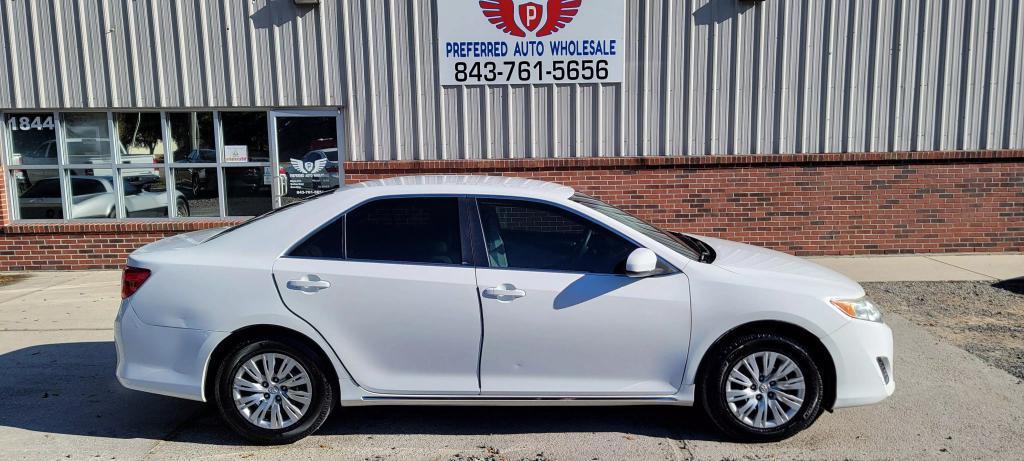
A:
[{"xmin": 625, "ymin": 248, "xmax": 658, "ymax": 277}]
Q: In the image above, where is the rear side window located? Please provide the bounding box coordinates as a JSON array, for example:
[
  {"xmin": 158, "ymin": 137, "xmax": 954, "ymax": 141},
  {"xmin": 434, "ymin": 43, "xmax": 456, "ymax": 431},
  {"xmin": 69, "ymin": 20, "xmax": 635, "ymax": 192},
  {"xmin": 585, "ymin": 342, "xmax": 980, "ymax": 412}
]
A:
[
  {"xmin": 21, "ymin": 179, "xmax": 62, "ymax": 198},
  {"xmin": 476, "ymin": 198, "xmax": 637, "ymax": 274},
  {"xmin": 346, "ymin": 197, "xmax": 463, "ymax": 265},
  {"xmin": 289, "ymin": 216, "xmax": 345, "ymax": 259}
]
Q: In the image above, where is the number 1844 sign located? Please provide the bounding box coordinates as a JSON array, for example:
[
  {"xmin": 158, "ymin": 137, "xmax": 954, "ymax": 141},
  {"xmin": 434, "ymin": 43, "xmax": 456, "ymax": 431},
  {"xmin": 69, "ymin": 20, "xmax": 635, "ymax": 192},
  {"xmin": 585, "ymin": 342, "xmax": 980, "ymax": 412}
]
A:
[{"xmin": 437, "ymin": 0, "xmax": 625, "ymax": 85}]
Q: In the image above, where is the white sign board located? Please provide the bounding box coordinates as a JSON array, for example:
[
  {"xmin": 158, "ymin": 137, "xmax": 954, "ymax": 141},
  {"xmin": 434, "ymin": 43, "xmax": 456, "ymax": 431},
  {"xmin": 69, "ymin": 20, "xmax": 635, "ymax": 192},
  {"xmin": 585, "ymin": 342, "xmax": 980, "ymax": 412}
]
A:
[
  {"xmin": 224, "ymin": 145, "xmax": 249, "ymax": 163},
  {"xmin": 437, "ymin": 0, "xmax": 625, "ymax": 85}
]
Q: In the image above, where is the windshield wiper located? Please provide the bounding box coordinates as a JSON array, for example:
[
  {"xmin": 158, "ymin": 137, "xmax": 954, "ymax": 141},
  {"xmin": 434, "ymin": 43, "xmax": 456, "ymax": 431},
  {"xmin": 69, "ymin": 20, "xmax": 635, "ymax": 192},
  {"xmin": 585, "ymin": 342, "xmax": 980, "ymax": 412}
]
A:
[{"xmin": 673, "ymin": 232, "xmax": 715, "ymax": 263}]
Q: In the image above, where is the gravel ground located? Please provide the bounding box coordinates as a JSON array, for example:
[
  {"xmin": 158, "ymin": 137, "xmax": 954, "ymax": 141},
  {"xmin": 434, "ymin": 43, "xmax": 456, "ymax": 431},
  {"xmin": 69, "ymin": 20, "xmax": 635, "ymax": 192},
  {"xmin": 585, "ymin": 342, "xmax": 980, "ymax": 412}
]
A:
[{"xmin": 864, "ymin": 280, "xmax": 1024, "ymax": 380}]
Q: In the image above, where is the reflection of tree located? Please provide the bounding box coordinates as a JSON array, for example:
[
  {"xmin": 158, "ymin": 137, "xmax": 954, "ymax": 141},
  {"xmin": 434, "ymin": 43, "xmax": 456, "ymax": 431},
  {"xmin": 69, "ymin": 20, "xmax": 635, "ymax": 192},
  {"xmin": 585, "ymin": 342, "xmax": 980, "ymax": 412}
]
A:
[
  {"xmin": 117, "ymin": 113, "xmax": 162, "ymax": 156},
  {"xmin": 169, "ymin": 112, "xmax": 214, "ymax": 160}
]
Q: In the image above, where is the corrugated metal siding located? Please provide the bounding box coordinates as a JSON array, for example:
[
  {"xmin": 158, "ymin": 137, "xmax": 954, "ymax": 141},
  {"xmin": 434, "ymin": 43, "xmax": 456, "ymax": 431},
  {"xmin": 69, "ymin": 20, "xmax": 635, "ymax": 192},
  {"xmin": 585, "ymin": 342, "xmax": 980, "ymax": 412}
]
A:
[{"xmin": 0, "ymin": 0, "xmax": 1022, "ymax": 160}]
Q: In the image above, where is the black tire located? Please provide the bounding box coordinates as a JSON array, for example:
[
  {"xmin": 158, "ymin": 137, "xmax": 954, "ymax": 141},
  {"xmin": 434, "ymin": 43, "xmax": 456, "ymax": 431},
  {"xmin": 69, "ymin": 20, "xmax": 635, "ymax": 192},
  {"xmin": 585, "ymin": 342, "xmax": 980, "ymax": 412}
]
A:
[
  {"xmin": 175, "ymin": 198, "xmax": 190, "ymax": 217},
  {"xmin": 213, "ymin": 338, "xmax": 334, "ymax": 444},
  {"xmin": 699, "ymin": 332, "xmax": 824, "ymax": 442}
]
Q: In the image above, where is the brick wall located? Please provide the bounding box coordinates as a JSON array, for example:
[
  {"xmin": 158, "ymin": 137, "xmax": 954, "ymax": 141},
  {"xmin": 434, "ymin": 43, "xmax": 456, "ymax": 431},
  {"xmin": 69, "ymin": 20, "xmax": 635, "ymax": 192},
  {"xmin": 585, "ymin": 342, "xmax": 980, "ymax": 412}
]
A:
[{"xmin": 1, "ymin": 151, "xmax": 1021, "ymax": 270}]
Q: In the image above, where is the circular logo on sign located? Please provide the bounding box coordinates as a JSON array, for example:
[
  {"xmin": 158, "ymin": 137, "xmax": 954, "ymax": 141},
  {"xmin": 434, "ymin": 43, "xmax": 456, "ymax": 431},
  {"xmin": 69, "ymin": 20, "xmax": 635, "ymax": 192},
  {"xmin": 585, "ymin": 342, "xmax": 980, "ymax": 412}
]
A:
[{"xmin": 479, "ymin": 0, "xmax": 581, "ymax": 37}]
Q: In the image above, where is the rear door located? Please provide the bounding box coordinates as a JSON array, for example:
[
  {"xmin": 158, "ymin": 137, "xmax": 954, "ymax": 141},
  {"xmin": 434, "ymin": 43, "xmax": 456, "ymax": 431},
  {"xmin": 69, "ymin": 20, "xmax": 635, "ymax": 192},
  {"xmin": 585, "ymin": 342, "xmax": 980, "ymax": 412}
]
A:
[
  {"xmin": 273, "ymin": 196, "xmax": 482, "ymax": 395},
  {"xmin": 473, "ymin": 198, "xmax": 691, "ymax": 396}
]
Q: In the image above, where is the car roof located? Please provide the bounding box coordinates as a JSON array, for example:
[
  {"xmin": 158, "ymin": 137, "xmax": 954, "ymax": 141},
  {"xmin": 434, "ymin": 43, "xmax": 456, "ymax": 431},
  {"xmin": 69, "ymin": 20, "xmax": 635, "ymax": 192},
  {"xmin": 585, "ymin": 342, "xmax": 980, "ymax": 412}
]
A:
[{"xmin": 343, "ymin": 175, "xmax": 575, "ymax": 200}]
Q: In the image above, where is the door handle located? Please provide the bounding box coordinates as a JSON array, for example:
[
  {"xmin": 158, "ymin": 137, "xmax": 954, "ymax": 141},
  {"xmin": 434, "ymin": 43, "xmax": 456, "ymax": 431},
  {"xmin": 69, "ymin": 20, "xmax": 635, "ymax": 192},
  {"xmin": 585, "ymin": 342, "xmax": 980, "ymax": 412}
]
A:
[
  {"xmin": 482, "ymin": 283, "xmax": 526, "ymax": 301},
  {"xmin": 286, "ymin": 276, "xmax": 331, "ymax": 293}
]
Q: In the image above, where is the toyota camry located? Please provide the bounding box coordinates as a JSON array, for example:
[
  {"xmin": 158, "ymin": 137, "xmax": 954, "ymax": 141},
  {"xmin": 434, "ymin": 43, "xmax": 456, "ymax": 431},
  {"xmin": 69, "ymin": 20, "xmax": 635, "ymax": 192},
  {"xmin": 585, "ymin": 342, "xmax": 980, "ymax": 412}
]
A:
[{"xmin": 115, "ymin": 175, "xmax": 894, "ymax": 444}]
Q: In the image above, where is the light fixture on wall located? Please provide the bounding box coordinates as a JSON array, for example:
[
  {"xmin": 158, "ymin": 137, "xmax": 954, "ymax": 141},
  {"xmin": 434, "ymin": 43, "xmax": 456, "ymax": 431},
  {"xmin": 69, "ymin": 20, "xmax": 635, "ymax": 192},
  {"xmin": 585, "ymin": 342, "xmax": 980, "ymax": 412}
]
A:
[{"xmin": 294, "ymin": 0, "xmax": 319, "ymax": 5}]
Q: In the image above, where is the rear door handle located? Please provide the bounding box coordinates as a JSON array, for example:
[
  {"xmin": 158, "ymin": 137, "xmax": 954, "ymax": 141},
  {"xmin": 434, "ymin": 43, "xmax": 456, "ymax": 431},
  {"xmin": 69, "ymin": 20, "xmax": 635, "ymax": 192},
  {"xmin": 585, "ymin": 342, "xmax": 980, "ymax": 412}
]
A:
[
  {"xmin": 482, "ymin": 283, "xmax": 526, "ymax": 301},
  {"xmin": 287, "ymin": 276, "xmax": 331, "ymax": 293}
]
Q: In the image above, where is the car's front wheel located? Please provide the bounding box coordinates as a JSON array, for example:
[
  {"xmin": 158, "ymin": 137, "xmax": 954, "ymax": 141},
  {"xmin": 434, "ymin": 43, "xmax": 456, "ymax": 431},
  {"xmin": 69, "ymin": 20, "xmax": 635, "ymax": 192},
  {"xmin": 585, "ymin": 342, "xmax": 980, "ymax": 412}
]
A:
[
  {"xmin": 699, "ymin": 332, "xmax": 824, "ymax": 442},
  {"xmin": 213, "ymin": 338, "xmax": 333, "ymax": 444}
]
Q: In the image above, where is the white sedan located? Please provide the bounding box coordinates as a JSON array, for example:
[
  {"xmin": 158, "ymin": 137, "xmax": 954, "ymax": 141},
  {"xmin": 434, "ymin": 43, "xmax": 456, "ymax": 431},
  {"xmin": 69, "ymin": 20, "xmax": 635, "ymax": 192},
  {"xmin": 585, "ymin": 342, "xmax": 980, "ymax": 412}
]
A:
[{"xmin": 115, "ymin": 175, "xmax": 894, "ymax": 444}]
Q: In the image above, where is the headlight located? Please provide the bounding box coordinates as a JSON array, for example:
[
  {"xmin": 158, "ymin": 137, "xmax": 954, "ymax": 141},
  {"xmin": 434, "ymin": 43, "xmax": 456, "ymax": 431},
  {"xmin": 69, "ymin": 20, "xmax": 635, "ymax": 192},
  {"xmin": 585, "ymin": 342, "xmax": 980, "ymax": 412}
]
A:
[{"xmin": 830, "ymin": 297, "xmax": 883, "ymax": 323}]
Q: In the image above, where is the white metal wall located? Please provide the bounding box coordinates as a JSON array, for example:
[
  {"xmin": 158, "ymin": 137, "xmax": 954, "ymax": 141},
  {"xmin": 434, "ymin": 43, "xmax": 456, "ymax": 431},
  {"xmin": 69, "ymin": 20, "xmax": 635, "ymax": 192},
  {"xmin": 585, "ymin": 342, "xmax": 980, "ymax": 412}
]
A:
[{"xmin": 1, "ymin": 0, "xmax": 1022, "ymax": 160}]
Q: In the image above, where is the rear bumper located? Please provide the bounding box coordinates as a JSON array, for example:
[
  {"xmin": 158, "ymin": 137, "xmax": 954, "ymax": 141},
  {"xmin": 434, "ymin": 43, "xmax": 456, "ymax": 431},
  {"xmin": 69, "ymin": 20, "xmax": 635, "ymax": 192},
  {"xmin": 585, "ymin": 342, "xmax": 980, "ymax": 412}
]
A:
[
  {"xmin": 822, "ymin": 318, "xmax": 895, "ymax": 408},
  {"xmin": 114, "ymin": 300, "xmax": 227, "ymax": 402}
]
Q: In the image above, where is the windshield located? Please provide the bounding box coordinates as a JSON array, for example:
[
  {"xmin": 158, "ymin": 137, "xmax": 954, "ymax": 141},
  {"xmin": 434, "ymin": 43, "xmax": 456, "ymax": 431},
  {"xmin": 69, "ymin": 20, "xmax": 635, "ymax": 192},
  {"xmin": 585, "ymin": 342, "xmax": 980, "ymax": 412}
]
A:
[{"xmin": 571, "ymin": 193, "xmax": 702, "ymax": 261}]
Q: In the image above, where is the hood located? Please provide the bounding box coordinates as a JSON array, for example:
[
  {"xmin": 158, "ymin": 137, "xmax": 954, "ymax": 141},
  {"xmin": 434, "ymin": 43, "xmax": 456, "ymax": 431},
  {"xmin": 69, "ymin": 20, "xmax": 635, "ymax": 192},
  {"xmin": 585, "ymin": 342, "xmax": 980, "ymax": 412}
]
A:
[
  {"xmin": 132, "ymin": 227, "xmax": 228, "ymax": 255},
  {"xmin": 694, "ymin": 235, "xmax": 863, "ymax": 298}
]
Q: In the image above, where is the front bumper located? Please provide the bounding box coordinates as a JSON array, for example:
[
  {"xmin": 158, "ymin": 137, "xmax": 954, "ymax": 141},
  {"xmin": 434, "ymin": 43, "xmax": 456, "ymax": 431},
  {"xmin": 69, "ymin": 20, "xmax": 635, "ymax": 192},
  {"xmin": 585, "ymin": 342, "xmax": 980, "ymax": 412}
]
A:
[
  {"xmin": 114, "ymin": 300, "xmax": 228, "ymax": 401},
  {"xmin": 821, "ymin": 318, "xmax": 896, "ymax": 408}
]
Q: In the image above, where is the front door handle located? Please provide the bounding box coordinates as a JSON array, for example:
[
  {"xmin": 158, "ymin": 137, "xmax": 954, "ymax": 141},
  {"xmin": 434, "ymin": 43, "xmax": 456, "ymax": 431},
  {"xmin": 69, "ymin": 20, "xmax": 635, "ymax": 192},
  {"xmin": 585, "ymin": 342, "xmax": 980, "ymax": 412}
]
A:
[
  {"xmin": 482, "ymin": 283, "xmax": 526, "ymax": 301},
  {"xmin": 287, "ymin": 276, "xmax": 331, "ymax": 293}
]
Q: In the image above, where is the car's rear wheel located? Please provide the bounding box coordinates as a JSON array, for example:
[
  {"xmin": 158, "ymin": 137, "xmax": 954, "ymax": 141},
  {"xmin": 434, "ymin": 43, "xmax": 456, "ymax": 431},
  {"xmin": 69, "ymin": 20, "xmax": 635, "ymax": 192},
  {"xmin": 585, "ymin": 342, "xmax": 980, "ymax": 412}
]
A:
[
  {"xmin": 213, "ymin": 338, "xmax": 333, "ymax": 444},
  {"xmin": 175, "ymin": 198, "xmax": 190, "ymax": 217},
  {"xmin": 699, "ymin": 332, "xmax": 824, "ymax": 442}
]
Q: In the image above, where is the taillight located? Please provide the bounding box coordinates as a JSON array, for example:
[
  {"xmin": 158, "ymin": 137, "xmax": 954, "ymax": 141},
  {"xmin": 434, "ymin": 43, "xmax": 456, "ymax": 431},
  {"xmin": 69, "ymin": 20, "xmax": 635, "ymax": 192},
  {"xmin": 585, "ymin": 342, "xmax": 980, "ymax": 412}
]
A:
[{"xmin": 121, "ymin": 266, "xmax": 151, "ymax": 299}]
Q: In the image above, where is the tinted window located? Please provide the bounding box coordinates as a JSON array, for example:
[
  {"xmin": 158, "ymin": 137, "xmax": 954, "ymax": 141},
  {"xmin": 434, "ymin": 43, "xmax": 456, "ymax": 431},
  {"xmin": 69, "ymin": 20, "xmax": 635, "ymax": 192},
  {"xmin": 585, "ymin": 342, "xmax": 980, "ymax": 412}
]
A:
[
  {"xmin": 289, "ymin": 216, "xmax": 345, "ymax": 259},
  {"xmin": 346, "ymin": 198, "xmax": 462, "ymax": 265},
  {"xmin": 477, "ymin": 199, "xmax": 637, "ymax": 274},
  {"xmin": 21, "ymin": 178, "xmax": 62, "ymax": 198},
  {"xmin": 72, "ymin": 178, "xmax": 107, "ymax": 196}
]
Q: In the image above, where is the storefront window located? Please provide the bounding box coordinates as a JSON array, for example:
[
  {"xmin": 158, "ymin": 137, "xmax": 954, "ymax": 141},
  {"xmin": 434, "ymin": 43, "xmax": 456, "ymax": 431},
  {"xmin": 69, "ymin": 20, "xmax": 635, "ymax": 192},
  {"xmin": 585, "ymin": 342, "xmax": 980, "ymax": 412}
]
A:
[
  {"xmin": 4, "ymin": 110, "xmax": 334, "ymax": 221},
  {"xmin": 11, "ymin": 169, "xmax": 63, "ymax": 219},
  {"xmin": 116, "ymin": 113, "xmax": 166, "ymax": 164},
  {"xmin": 63, "ymin": 113, "xmax": 111, "ymax": 164},
  {"xmin": 6, "ymin": 113, "xmax": 58, "ymax": 166},
  {"xmin": 167, "ymin": 112, "xmax": 214, "ymax": 163},
  {"xmin": 221, "ymin": 112, "xmax": 269, "ymax": 163},
  {"xmin": 224, "ymin": 167, "xmax": 272, "ymax": 216},
  {"xmin": 173, "ymin": 167, "xmax": 219, "ymax": 217},
  {"xmin": 121, "ymin": 168, "xmax": 170, "ymax": 218},
  {"xmin": 68, "ymin": 174, "xmax": 118, "ymax": 219}
]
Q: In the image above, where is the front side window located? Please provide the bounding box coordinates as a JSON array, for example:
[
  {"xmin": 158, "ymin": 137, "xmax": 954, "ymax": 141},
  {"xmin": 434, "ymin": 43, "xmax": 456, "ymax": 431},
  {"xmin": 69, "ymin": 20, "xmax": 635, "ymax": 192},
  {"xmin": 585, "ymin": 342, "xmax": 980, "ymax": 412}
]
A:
[
  {"xmin": 346, "ymin": 197, "xmax": 463, "ymax": 265},
  {"xmin": 476, "ymin": 198, "xmax": 637, "ymax": 274}
]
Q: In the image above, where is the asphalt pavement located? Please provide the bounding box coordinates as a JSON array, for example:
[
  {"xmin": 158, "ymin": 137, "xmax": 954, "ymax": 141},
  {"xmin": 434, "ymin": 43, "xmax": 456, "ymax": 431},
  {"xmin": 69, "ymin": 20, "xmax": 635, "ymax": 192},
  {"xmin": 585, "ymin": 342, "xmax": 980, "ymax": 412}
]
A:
[{"xmin": 0, "ymin": 266, "xmax": 1022, "ymax": 460}]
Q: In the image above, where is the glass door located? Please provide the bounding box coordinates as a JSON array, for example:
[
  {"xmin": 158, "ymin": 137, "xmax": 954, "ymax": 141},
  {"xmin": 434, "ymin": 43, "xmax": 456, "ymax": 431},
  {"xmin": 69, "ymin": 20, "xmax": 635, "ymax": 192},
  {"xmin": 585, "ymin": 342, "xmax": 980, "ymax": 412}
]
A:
[{"xmin": 269, "ymin": 110, "xmax": 344, "ymax": 208}]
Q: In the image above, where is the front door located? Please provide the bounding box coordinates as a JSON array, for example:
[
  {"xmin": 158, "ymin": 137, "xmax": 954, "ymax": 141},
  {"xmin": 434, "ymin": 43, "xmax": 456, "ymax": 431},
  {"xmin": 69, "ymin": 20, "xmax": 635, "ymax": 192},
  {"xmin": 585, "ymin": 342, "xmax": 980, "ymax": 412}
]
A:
[
  {"xmin": 473, "ymin": 198, "xmax": 692, "ymax": 396},
  {"xmin": 269, "ymin": 110, "xmax": 343, "ymax": 207},
  {"xmin": 273, "ymin": 197, "xmax": 482, "ymax": 395}
]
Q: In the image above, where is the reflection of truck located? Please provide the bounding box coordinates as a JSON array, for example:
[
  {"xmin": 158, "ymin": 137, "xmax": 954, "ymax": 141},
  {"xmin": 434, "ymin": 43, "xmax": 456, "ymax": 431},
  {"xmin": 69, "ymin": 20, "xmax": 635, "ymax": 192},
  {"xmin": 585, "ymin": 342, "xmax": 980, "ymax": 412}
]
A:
[
  {"xmin": 17, "ymin": 175, "xmax": 189, "ymax": 219},
  {"xmin": 19, "ymin": 139, "xmax": 155, "ymax": 176}
]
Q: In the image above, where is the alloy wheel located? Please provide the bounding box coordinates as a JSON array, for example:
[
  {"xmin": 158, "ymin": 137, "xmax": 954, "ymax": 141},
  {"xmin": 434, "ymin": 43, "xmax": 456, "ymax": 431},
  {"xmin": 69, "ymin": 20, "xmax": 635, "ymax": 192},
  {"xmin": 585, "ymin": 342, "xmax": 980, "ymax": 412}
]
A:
[
  {"xmin": 725, "ymin": 351, "xmax": 806, "ymax": 429},
  {"xmin": 232, "ymin": 352, "xmax": 313, "ymax": 430}
]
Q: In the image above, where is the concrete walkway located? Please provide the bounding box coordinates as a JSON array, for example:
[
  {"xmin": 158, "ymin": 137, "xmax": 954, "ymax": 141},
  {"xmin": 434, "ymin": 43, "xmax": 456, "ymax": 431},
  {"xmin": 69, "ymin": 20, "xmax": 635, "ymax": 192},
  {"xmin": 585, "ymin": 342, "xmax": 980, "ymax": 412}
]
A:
[
  {"xmin": 809, "ymin": 253, "xmax": 1024, "ymax": 282},
  {"xmin": 0, "ymin": 254, "xmax": 1022, "ymax": 459}
]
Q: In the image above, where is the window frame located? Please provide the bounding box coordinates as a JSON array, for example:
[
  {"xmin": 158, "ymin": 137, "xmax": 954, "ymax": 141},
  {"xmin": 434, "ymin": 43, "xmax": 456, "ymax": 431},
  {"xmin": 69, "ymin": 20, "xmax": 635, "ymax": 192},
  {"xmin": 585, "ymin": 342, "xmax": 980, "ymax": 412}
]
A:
[
  {"xmin": 468, "ymin": 195, "xmax": 679, "ymax": 276},
  {"xmin": 1, "ymin": 110, "xmax": 278, "ymax": 223}
]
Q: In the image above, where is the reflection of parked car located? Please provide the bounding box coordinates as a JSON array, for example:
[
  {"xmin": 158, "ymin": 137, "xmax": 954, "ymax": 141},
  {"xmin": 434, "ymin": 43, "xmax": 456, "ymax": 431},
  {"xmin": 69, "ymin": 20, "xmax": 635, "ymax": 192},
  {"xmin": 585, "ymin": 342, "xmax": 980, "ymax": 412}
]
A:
[
  {"xmin": 18, "ymin": 176, "xmax": 188, "ymax": 219},
  {"xmin": 178, "ymin": 149, "xmax": 218, "ymax": 196},
  {"xmin": 19, "ymin": 140, "xmax": 59, "ymax": 165},
  {"xmin": 282, "ymin": 148, "xmax": 340, "ymax": 196},
  {"xmin": 178, "ymin": 149, "xmax": 267, "ymax": 195}
]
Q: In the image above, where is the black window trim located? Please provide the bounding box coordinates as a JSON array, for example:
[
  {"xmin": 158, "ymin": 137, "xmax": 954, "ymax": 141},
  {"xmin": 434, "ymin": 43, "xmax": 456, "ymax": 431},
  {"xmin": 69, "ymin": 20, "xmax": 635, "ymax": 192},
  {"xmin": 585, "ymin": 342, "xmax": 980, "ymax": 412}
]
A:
[{"xmin": 467, "ymin": 195, "xmax": 680, "ymax": 277}]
